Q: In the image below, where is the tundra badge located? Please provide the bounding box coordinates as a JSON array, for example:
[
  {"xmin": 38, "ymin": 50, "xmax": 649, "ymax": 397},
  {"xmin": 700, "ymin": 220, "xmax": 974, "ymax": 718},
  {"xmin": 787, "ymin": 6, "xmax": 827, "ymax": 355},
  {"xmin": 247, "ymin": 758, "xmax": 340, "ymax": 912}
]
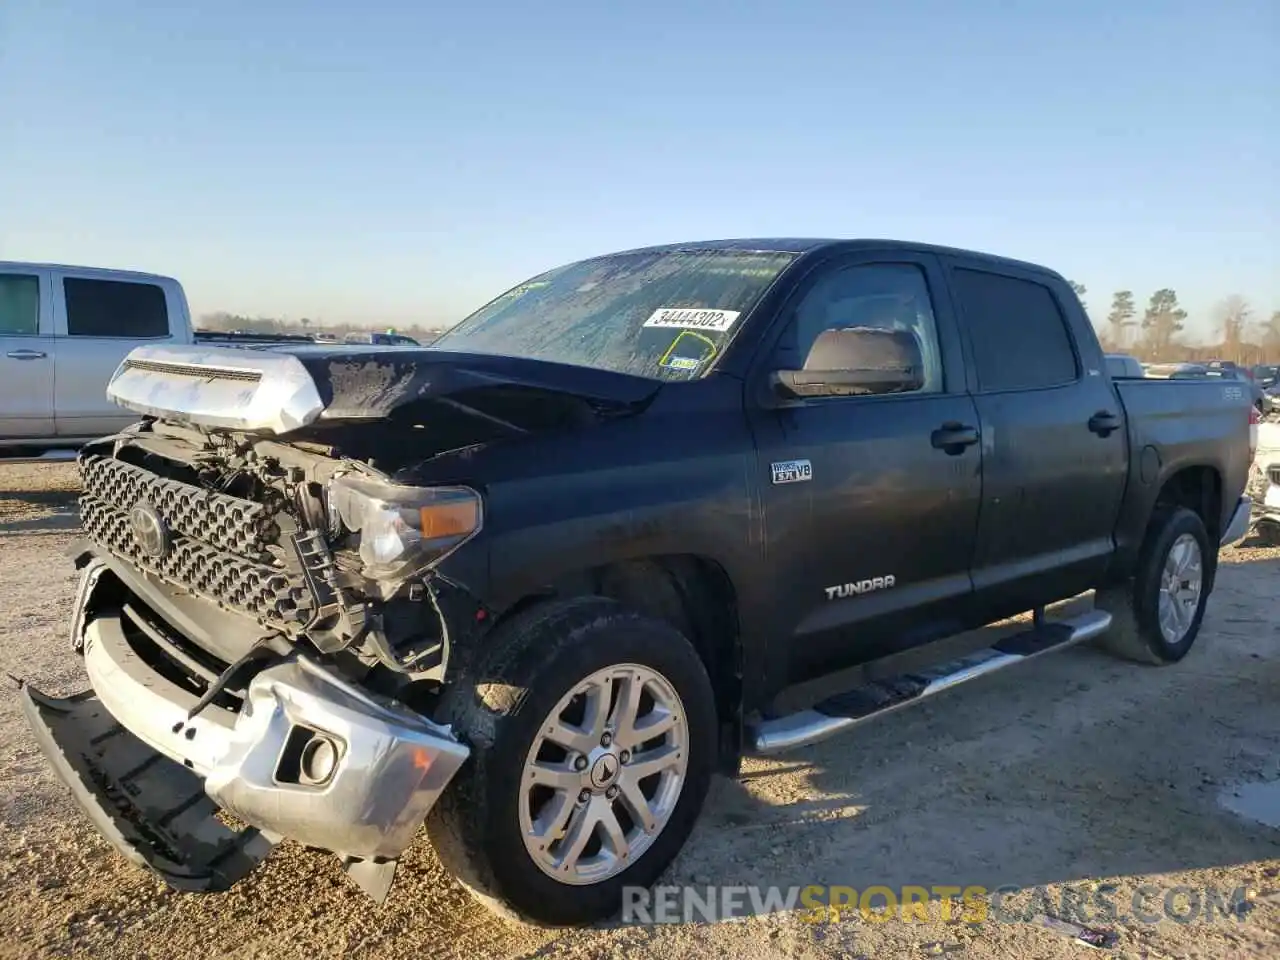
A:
[
  {"xmin": 771, "ymin": 459, "xmax": 812, "ymax": 484},
  {"xmin": 825, "ymin": 576, "xmax": 896, "ymax": 600}
]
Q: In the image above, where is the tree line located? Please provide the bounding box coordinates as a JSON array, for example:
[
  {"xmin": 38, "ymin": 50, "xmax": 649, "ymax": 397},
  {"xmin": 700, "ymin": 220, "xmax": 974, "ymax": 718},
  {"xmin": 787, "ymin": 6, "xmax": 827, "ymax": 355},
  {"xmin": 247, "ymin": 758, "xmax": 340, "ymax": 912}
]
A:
[
  {"xmin": 197, "ymin": 311, "xmax": 449, "ymax": 343},
  {"xmin": 1068, "ymin": 283, "xmax": 1280, "ymax": 365}
]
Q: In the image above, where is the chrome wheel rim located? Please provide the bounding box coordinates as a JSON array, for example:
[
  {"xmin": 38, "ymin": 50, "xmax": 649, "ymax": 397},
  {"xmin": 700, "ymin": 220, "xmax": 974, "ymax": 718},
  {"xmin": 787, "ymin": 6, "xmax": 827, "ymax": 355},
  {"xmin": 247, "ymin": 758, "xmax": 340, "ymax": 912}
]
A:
[
  {"xmin": 519, "ymin": 663, "xmax": 688, "ymax": 885},
  {"xmin": 1158, "ymin": 533, "xmax": 1203, "ymax": 644}
]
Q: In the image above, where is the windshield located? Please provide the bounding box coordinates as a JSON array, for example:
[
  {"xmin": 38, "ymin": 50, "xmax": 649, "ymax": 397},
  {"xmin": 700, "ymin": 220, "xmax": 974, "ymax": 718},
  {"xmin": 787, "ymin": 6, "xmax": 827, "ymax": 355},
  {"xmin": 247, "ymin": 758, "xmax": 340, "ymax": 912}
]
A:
[{"xmin": 433, "ymin": 248, "xmax": 798, "ymax": 380}]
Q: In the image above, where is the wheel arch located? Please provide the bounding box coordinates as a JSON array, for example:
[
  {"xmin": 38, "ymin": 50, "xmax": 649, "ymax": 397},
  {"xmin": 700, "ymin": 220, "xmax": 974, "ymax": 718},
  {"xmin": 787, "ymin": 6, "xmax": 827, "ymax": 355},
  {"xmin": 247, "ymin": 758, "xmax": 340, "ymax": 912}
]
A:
[
  {"xmin": 1153, "ymin": 465, "xmax": 1223, "ymax": 540},
  {"xmin": 481, "ymin": 554, "xmax": 745, "ymax": 774},
  {"xmin": 1109, "ymin": 463, "xmax": 1223, "ymax": 588}
]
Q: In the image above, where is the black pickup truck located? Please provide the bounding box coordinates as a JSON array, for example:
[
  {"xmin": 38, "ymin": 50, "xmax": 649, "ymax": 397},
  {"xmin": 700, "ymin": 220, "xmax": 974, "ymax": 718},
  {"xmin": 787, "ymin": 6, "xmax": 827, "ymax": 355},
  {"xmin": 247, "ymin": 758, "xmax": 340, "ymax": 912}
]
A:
[{"xmin": 20, "ymin": 239, "xmax": 1253, "ymax": 926}]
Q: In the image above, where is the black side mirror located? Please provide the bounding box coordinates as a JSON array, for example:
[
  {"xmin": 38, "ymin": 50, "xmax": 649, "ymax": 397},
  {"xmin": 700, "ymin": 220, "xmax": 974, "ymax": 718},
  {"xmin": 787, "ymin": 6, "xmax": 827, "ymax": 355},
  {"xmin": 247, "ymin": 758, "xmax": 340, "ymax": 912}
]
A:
[{"xmin": 773, "ymin": 326, "xmax": 925, "ymax": 399}]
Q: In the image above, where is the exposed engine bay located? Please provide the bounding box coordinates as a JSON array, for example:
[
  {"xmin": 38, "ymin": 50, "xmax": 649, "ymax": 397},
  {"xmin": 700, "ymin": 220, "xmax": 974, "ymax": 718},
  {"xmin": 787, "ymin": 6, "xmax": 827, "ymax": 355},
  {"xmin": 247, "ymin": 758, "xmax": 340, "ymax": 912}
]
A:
[{"xmin": 78, "ymin": 418, "xmax": 484, "ymax": 699}]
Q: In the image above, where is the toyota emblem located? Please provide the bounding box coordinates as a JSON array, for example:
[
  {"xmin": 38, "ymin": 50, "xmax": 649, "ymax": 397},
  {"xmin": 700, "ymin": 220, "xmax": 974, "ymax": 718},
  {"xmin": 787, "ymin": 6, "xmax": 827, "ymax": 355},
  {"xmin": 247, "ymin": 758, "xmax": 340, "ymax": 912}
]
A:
[{"xmin": 129, "ymin": 501, "xmax": 170, "ymax": 559}]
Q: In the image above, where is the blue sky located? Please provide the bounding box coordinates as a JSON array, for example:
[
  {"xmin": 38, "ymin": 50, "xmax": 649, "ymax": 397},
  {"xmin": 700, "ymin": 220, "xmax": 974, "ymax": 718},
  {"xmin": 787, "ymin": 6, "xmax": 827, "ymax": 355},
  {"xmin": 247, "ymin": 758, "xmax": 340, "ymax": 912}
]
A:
[{"xmin": 1, "ymin": 0, "xmax": 1276, "ymax": 338}]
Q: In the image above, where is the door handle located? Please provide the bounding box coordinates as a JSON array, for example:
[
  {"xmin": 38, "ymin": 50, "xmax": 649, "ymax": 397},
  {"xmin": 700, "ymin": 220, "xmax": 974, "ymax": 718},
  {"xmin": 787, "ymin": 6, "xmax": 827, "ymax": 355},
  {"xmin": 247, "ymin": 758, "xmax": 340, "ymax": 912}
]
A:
[
  {"xmin": 1088, "ymin": 411, "xmax": 1121, "ymax": 436},
  {"xmin": 931, "ymin": 423, "xmax": 980, "ymax": 454},
  {"xmin": 5, "ymin": 349, "xmax": 47, "ymax": 360}
]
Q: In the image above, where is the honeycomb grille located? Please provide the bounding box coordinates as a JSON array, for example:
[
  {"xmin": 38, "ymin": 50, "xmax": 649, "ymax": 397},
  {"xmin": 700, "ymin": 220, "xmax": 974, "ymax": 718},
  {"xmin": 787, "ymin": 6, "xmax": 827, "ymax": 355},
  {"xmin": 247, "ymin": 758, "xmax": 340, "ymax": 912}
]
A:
[
  {"xmin": 79, "ymin": 454, "xmax": 276, "ymax": 557},
  {"xmin": 80, "ymin": 496, "xmax": 311, "ymax": 623}
]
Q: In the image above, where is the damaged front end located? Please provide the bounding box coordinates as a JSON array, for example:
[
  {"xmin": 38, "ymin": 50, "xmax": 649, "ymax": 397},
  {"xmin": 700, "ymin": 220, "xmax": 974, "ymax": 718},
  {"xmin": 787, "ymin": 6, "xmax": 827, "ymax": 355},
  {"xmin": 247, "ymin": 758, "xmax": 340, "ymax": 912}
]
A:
[
  {"xmin": 23, "ymin": 423, "xmax": 480, "ymax": 899},
  {"xmin": 22, "ymin": 342, "xmax": 655, "ymax": 900}
]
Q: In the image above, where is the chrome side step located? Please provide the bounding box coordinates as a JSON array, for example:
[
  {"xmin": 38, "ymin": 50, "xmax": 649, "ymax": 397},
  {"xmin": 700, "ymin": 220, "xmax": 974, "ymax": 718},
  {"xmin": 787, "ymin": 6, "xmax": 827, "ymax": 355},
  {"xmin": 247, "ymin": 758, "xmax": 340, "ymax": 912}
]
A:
[{"xmin": 750, "ymin": 609, "xmax": 1112, "ymax": 755}]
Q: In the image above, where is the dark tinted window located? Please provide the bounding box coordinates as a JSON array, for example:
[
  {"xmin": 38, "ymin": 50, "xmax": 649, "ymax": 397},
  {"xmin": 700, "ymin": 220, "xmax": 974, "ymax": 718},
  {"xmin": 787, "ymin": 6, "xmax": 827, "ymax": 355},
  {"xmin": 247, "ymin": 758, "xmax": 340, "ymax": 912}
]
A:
[
  {"xmin": 951, "ymin": 269, "xmax": 1078, "ymax": 391},
  {"xmin": 0, "ymin": 274, "xmax": 40, "ymax": 336},
  {"xmin": 64, "ymin": 278, "xmax": 169, "ymax": 338}
]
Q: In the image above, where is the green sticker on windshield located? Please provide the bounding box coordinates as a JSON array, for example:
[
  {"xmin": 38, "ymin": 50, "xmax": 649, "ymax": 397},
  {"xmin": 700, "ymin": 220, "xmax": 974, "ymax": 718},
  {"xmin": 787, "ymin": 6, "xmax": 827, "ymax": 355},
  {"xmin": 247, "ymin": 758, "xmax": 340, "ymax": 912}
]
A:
[{"xmin": 659, "ymin": 330, "xmax": 718, "ymax": 374}]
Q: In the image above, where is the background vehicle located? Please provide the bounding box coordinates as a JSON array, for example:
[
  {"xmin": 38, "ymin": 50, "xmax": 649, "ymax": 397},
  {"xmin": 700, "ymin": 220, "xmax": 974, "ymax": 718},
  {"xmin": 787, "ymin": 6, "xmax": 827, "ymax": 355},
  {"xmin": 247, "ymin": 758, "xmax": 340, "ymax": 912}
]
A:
[
  {"xmin": 343, "ymin": 330, "xmax": 420, "ymax": 346},
  {"xmin": 1144, "ymin": 361, "xmax": 1209, "ymax": 379},
  {"xmin": 1252, "ymin": 364, "xmax": 1279, "ymax": 388},
  {"xmin": 1104, "ymin": 353, "xmax": 1145, "ymax": 379},
  {"xmin": 20, "ymin": 239, "xmax": 1252, "ymax": 927},
  {"xmin": 0, "ymin": 262, "xmax": 320, "ymax": 456}
]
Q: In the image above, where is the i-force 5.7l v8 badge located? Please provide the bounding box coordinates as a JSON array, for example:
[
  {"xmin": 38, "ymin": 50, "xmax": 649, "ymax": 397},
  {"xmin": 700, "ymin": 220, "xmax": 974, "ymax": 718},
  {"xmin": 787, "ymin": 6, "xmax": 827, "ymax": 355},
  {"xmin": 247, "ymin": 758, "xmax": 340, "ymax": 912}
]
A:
[{"xmin": 771, "ymin": 459, "xmax": 812, "ymax": 484}]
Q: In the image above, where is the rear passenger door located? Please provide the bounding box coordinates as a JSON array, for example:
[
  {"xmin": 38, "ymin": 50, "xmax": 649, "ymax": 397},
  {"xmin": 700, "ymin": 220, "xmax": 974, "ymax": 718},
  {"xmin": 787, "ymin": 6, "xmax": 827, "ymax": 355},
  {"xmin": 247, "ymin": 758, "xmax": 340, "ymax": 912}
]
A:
[
  {"xmin": 0, "ymin": 269, "xmax": 55, "ymax": 439},
  {"xmin": 52, "ymin": 273, "xmax": 177, "ymax": 437},
  {"xmin": 946, "ymin": 261, "xmax": 1128, "ymax": 618}
]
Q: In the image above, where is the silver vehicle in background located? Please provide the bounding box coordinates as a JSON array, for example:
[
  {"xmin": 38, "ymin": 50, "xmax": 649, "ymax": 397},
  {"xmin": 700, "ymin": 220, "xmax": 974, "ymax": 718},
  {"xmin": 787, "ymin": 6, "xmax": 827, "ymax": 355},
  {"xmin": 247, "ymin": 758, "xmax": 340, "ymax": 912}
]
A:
[
  {"xmin": 1, "ymin": 262, "xmax": 198, "ymax": 453},
  {"xmin": 1, "ymin": 261, "xmax": 318, "ymax": 461}
]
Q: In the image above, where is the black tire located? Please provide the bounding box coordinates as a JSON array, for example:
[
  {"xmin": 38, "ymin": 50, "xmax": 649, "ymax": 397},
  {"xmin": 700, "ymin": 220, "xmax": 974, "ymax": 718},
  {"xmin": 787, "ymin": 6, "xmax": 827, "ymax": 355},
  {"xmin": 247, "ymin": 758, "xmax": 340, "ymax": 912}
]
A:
[
  {"xmin": 426, "ymin": 596, "xmax": 716, "ymax": 927},
  {"xmin": 1095, "ymin": 506, "xmax": 1214, "ymax": 665}
]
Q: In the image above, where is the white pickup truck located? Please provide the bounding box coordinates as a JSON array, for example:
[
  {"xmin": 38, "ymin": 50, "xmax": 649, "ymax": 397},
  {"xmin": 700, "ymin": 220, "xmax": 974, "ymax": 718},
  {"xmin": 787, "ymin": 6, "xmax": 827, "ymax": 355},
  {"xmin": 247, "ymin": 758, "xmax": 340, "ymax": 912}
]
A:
[{"xmin": 0, "ymin": 261, "xmax": 309, "ymax": 455}]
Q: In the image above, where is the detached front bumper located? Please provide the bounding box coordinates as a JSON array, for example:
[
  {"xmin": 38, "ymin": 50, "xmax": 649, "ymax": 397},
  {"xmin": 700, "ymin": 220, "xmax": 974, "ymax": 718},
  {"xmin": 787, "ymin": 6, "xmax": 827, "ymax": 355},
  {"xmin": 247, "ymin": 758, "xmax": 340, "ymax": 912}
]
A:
[{"xmin": 22, "ymin": 582, "xmax": 470, "ymax": 896}]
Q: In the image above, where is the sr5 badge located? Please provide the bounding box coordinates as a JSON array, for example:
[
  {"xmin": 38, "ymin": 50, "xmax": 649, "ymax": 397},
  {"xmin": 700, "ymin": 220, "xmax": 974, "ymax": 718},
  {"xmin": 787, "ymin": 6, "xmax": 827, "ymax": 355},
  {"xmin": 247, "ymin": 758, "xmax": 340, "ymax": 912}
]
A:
[{"xmin": 771, "ymin": 459, "xmax": 812, "ymax": 484}]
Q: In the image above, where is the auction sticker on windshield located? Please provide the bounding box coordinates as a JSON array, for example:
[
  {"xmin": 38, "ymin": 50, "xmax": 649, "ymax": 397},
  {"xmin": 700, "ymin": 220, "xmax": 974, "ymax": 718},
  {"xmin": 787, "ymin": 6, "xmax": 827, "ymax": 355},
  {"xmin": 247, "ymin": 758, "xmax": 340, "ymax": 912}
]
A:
[{"xmin": 643, "ymin": 307, "xmax": 741, "ymax": 332}]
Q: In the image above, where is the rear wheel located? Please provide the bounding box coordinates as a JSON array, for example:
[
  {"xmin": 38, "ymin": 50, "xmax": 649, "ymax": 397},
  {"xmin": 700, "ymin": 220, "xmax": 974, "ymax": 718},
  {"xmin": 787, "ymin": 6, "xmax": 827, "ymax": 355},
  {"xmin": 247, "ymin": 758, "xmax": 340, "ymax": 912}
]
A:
[
  {"xmin": 426, "ymin": 596, "xmax": 716, "ymax": 927},
  {"xmin": 1096, "ymin": 506, "xmax": 1213, "ymax": 664}
]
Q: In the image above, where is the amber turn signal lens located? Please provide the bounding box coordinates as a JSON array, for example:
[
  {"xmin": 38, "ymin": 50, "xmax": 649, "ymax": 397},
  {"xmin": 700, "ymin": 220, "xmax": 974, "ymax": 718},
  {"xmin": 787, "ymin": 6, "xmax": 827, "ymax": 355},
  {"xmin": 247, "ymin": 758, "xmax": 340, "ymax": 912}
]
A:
[{"xmin": 419, "ymin": 500, "xmax": 480, "ymax": 539}]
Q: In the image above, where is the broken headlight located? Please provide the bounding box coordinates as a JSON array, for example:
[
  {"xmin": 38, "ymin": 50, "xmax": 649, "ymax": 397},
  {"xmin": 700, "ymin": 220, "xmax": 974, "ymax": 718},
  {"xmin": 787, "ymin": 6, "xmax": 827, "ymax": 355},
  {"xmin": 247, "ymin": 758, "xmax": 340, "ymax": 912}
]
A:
[{"xmin": 328, "ymin": 474, "xmax": 482, "ymax": 582}]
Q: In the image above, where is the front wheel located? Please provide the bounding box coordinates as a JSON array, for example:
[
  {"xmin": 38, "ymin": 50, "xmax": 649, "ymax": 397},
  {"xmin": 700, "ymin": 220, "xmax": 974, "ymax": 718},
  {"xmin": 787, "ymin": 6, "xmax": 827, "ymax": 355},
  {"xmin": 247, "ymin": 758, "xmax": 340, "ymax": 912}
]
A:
[
  {"xmin": 1096, "ymin": 506, "xmax": 1213, "ymax": 664},
  {"xmin": 426, "ymin": 597, "xmax": 716, "ymax": 927}
]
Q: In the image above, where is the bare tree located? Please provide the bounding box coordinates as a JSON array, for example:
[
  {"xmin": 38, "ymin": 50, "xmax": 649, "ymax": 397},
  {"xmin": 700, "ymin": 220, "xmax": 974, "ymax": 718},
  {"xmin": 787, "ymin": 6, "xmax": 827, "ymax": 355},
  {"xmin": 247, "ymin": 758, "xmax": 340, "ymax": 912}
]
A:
[
  {"xmin": 1141, "ymin": 289, "xmax": 1187, "ymax": 358},
  {"xmin": 1215, "ymin": 295, "xmax": 1252, "ymax": 363},
  {"xmin": 1262, "ymin": 310, "xmax": 1280, "ymax": 353},
  {"xmin": 1106, "ymin": 291, "xmax": 1136, "ymax": 351}
]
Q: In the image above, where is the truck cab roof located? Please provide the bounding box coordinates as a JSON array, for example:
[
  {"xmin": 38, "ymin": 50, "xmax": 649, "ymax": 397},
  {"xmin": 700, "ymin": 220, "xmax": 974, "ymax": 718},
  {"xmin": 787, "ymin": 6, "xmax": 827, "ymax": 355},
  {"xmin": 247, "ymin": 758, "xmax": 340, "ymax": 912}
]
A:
[{"xmin": 602, "ymin": 238, "xmax": 1068, "ymax": 280}]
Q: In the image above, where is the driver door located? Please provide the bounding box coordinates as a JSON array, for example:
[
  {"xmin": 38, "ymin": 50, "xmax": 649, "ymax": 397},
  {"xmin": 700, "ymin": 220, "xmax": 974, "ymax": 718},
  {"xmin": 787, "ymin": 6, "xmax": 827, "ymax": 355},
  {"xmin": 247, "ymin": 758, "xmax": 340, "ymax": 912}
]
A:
[{"xmin": 746, "ymin": 251, "xmax": 983, "ymax": 686}]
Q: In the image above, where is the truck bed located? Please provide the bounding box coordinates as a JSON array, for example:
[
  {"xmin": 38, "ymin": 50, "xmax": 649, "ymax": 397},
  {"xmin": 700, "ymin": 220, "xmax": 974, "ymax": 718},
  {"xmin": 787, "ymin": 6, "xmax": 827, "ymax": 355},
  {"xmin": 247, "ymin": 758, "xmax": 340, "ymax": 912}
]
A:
[{"xmin": 1111, "ymin": 376, "xmax": 1252, "ymax": 568}]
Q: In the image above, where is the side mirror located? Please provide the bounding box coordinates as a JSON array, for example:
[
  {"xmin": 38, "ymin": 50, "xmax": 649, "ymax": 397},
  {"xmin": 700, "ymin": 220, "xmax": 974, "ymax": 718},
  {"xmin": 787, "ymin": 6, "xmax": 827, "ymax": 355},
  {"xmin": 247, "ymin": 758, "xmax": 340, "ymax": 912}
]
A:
[{"xmin": 773, "ymin": 326, "xmax": 925, "ymax": 399}]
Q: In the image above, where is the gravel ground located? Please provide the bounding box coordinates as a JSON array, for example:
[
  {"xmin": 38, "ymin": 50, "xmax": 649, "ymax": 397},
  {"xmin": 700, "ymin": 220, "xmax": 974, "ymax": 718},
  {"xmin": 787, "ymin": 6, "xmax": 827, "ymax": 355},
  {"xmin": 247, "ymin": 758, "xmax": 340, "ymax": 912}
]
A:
[{"xmin": 1, "ymin": 461, "xmax": 1279, "ymax": 959}]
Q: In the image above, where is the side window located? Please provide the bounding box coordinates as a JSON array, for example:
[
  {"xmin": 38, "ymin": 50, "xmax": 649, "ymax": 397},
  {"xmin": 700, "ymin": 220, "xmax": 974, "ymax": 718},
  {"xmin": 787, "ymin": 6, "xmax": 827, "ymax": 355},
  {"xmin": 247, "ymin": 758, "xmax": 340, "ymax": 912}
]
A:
[
  {"xmin": 0, "ymin": 274, "xmax": 41, "ymax": 336},
  {"xmin": 950, "ymin": 268, "xmax": 1078, "ymax": 392},
  {"xmin": 64, "ymin": 278, "xmax": 169, "ymax": 338},
  {"xmin": 779, "ymin": 262, "xmax": 943, "ymax": 395}
]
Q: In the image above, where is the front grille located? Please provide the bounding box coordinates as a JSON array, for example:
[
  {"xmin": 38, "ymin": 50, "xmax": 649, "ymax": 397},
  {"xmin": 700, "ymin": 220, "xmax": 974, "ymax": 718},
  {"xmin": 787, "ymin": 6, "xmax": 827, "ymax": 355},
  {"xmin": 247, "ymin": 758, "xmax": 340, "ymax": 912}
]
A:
[
  {"xmin": 79, "ymin": 453, "xmax": 312, "ymax": 624},
  {"xmin": 80, "ymin": 454, "xmax": 276, "ymax": 557},
  {"xmin": 1269, "ymin": 467, "xmax": 1280, "ymax": 487}
]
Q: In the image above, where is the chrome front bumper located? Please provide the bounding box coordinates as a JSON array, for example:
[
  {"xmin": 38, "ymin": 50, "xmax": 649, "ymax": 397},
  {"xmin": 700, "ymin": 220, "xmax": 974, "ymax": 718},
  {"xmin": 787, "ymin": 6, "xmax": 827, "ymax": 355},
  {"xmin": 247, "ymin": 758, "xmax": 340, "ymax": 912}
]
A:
[
  {"xmin": 82, "ymin": 612, "xmax": 470, "ymax": 861},
  {"xmin": 24, "ymin": 592, "xmax": 470, "ymax": 892},
  {"xmin": 1221, "ymin": 495, "xmax": 1252, "ymax": 547}
]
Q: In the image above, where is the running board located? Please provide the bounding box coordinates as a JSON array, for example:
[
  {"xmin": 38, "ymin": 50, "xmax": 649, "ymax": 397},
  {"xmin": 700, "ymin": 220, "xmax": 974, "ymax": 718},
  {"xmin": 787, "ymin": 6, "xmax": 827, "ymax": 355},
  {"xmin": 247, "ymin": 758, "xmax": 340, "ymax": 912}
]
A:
[{"xmin": 750, "ymin": 609, "xmax": 1112, "ymax": 755}]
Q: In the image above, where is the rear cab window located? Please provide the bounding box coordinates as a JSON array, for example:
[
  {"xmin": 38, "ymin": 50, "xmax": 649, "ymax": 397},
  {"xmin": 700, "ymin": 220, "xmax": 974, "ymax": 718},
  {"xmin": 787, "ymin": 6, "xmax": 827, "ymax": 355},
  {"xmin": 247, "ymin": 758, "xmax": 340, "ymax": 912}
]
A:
[
  {"xmin": 0, "ymin": 274, "xmax": 41, "ymax": 337},
  {"xmin": 62, "ymin": 277, "xmax": 170, "ymax": 338},
  {"xmin": 949, "ymin": 268, "xmax": 1079, "ymax": 391}
]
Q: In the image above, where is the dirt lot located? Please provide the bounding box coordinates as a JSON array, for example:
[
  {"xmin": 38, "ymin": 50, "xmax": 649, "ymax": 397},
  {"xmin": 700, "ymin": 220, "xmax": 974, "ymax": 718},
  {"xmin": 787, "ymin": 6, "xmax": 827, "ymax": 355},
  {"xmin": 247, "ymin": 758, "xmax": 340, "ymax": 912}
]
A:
[{"xmin": 1, "ymin": 462, "xmax": 1278, "ymax": 959}]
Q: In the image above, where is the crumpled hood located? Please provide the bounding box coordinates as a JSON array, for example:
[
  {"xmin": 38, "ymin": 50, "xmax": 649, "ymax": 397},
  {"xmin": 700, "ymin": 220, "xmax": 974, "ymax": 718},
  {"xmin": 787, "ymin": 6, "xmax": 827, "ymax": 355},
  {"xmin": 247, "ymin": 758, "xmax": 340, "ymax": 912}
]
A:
[
  {"xmin": 107, "ymin": 342, "xmax": 661, "ymax": 435},
  {"xmin": 284, "ymin": 345, "xmax": 660, "ymax": 420}
]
